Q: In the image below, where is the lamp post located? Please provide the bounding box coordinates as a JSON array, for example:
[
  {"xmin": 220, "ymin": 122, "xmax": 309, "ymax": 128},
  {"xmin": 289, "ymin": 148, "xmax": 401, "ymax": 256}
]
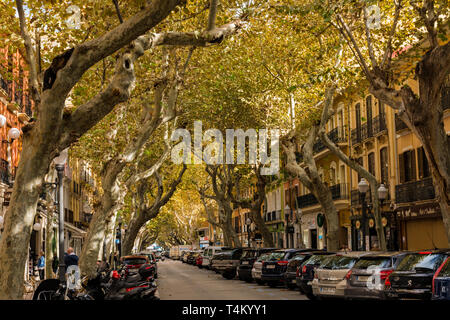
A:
[
  {"xmin": 246, "ymin": 218, "xmax": 252, "ymax": 248},
  {"xmin": 377, "ymin": 183, "xmax": 388, "ymax": 249},
  {"xmin": 358, "ymin": 178, "xmax": 370, "ymax": 251},
  {"xmin": 54, "ymin": 148, "xmax": 68, "ymax": 284}
]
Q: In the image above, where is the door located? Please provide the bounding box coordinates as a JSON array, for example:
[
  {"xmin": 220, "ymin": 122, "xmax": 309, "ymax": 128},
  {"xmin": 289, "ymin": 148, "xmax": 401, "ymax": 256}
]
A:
[
  {"xmin": 366, "ymin": 96, "xmax": 373, "ymax": 136},
  {"xmin": 310, "ymin": 229, "xmax": 318, "ymax": 249}
]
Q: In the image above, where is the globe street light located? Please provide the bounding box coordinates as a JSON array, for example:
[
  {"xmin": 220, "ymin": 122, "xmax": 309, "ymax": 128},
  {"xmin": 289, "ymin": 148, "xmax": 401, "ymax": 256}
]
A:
[
  {"xmin": 358, "ymin": 178, "xmax": 369, "ymax": 251},
  {"xmin": 246, "ymin": 218, "xmax": 252, "ymax": 248},
  {"xmin": 54, "ymin": 148, "xmax": 68, "ymax": 284},
  {"xmin": 378, "ymin": 183, "xmax": 389, "ymax": 249}
]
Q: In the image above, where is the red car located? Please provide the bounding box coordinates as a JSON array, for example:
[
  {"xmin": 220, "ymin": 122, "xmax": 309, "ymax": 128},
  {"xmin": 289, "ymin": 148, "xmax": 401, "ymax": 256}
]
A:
[{"xmin": 196, "ymin": 255, "xmax": 203, "ymax": 268}]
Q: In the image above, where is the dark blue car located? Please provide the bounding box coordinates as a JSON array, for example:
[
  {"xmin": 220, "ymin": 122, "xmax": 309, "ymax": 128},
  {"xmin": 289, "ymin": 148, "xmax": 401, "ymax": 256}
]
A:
[{"xmin": 433, "ymin": 256, "xmax": 450, "ymax": 300}]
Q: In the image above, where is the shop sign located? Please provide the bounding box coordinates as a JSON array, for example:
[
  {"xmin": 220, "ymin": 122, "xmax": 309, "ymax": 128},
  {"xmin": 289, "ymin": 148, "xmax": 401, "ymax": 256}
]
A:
[
  {"xmin": 355, "ymin": 220, "xmax": 361, "ymax": 229},
  {"xmin": 381, "ymin": 217, "xmax": 388, "ymax": 227},
  {"xmin": 397, "ymin": 203, "xmax": 441, "ymax": 219},
  {"xmin": 368, "ymin": 219, "xmax": 375, "ymax": 228}
]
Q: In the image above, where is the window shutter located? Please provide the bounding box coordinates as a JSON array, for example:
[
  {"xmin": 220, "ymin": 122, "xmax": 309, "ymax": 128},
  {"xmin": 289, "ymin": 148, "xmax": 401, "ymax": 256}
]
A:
[
  {"xmin": 399, "ymin": 153, "xmax": 405, "ymax": 183},
  {"xmin": 411, "ymin": 150, "xmax": 417, "ymax": 181},
  {"xmin": 417, "ymin": 147, "xmax": 424, "ymax": 179}
]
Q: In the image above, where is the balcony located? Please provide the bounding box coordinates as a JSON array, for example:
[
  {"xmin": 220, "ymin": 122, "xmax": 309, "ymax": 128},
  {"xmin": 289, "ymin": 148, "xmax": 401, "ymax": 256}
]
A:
[
  {"xmin": 372, "ymin": 114, "xmax": 387, "ymax": 135},
  {"xmin": 313, "ymin": 126, "xmax": 347, "ymax": 154},
  {"xmin": 395, "ymin": 177, "xmax": 435, "ymax": 204},
  {"xmin": 297, "ymin": 183, "xmax": 349, "ymax": 209}
]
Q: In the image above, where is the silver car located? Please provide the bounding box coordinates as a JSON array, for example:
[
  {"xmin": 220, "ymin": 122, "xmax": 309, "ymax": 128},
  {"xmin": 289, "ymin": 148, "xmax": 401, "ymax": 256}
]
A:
[
  {"xmin": 312, "ymin": 251, "xmax": 371, "ymax": 299},
  {"xmin": 251, "ymin": 253, "xmax": 271, "ymax": 285}
]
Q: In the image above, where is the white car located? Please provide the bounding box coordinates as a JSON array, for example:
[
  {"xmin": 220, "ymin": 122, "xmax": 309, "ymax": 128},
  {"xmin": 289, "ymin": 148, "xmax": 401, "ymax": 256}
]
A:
[
  {"xmin": 201, "ymin": 246, "xmax": 232, "ymax": 269},
  {"xmin": 251, "ymin": 253, "xmax": 271, "ymax": 285}
]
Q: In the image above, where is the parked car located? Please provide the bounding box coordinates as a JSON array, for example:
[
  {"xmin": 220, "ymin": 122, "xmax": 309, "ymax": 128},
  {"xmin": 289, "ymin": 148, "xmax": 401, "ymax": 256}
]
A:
[
  {"xmin": 384, "ymin": 249, "xmax": 450, "ymax": 300},
  {"xmin": 237, "ymin": 248, "xmax": 276, "ymax": 282},
  {"xmin": 312, "ymin": 251, "xmax": 371, "ymax": 299},
  {"xmin": 196, "ymin": 254, "xmax": 203, "ymax": 268},
  {"xmin": 201, "ymin": 246, "xmax": 232, "ymax": 269},
  {"xmin": 261, "ymin": 249, "xmax": 311, "ymax": 287},
  {"xmin": 344, "ymin": 251, "xmax": 408, "ymax": 300},
  {"xmin": 252, "ymin": 252, "xmax": 272, "ymax": 285},
  {"xmin": 284, "ymin": 250, "xmax": 325, "ymax": 290},
  {"xmin": 211, "ymin": 248, "xmax": 243, "ymax": 279},
  {"xmin": 138, "ymin": 251, "xmax": 158, "ymax": 278},
  {"xmin": 297, "ymin": 251, "xmax": 336, "ymax": 299},
  {"xmin": 120, "ymin": 255, "xmax": 150, "ymax": 275},
  {"xmin": 432, "ymin": 255, "xmax": 450, "ymax": 300},
  {"xmin": 187, "ymin": 251, "xmax": 202, "ymax": 265},
  {"xmin": 181, "ymin": 251, "xmax": 191, "ymax": 263}
]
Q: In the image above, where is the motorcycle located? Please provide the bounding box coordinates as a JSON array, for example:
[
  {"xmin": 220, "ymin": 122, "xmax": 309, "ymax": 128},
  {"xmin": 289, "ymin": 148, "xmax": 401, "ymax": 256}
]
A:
[{"xmin": 33, "ymin": 263, "xmax": 158, "ymax": 300}]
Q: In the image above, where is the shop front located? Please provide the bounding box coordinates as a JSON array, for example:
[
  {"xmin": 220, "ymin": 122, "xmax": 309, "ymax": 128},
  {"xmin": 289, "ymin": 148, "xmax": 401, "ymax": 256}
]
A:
[
  {"xmin": 300, "ymin": 212, "xmax": 326, "ymax": 250},
  {"xmin": 396, "ymin": 202, "xmax": 448, "ymax": 251}
]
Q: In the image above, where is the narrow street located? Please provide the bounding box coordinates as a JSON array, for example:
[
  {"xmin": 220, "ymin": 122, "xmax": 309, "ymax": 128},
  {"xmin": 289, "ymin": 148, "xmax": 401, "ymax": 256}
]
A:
[{"xmin": 157, "ymin": 259, "xmax": 307, "ymax": 300}]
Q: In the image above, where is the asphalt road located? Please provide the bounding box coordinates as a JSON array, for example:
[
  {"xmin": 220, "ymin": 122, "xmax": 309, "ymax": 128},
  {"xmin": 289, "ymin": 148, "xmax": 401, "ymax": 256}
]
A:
[{"xmin": 157, "ymin": 259, "xmax": 307, "ymax": 300}]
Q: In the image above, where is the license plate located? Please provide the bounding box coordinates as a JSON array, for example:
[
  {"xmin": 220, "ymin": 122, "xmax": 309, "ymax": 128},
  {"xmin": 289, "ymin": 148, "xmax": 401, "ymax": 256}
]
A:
[
  {"xmin": 319, "ymin": 287, "xmax": 335, "ymax": 294},
  {"xmin": 242, "ymin": 261, "xmax": 249, "ymax": 265},
  {"xmin": 357, "ymin": 276, "xmax": 369, "ymax": 282},
  {"xmin": 266, "ymin": 265, "xmax": 275, "ymax": 269},
  {"xmin": 292, "ymin": 279, "xmax": 296, "ymax": 283}
]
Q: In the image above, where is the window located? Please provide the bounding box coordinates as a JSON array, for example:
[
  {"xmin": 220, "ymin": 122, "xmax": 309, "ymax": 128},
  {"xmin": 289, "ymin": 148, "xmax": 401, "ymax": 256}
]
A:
[
  {"xmin": 330, "ymin": 166, "xmax": 336, "ymax": 185},
  {"xmin": 355, "ymin": 103, "xmax": 361, "ymax": 131},
  {"xmin": 356, "ymin": 157, "xmax": 363, "ymax": 182},
  {"xmin": 417, "ymin": 147, "xmax": 430, "ymax": 179},
  {"xmin": 368, "ymin": 152, "xmax": 375, "ymax": 177},
  {"xmin": 399, "ymin": 150, "xmax": 416, "ymax": 183},
  {"xmin": 366, "ymin": 96, "xmax": 373, "ymax": 135},
  {"xmin": 380, "ymin": 147, "xmax": 389, "ymax": 184}
]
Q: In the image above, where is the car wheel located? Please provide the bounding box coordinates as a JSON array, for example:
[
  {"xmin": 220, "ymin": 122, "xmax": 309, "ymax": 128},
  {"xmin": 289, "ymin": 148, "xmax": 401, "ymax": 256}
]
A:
[
  {"xmin": 306, "ymin": 293, "xmax": 317, "ymax": 300},
  {"xmin": 154, "ymin": 273, "xmax": 158, "ymax": 279},
  {"xmin": 268, "ymin": 282, "xmax": 277, "ymax": 288},
  {"xmin": 223, "ymin": 272, "xmax": 235, "ymax": 280}
]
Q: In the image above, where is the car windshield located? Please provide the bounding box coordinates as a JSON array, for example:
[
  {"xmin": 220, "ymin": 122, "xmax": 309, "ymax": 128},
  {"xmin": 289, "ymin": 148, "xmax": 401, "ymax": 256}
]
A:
[
  {"xmin": 353, "ymin": 257, "xmax": 392, "ymax": 270},
  {"xmin": 123, "ymin": 258, "xmax": 146, "ymax": 265},
  {"xmin": 257, "ymin": 253, "xmax": 271, "ymax": 262},
  {"xmin": 438, "ymin": 258, "xmax": 450, "ymax": 277},
  {"xmin": 304, "ymin": 255, "xmax": 331, "ymax": 266},
  {"xmin": 266, "ymin": 252, "xmax": 287, "ymax": 261},
  {"xmin": 396, "ymin": 253, "xmax": 445, "ymax": 272},
  {"xmin": 241, "ymin": 250, "xmax": 258, "ymax": 259},
  {"xmin": 320, "ymin": 255, "xmax": 357, "ymax": 270}
]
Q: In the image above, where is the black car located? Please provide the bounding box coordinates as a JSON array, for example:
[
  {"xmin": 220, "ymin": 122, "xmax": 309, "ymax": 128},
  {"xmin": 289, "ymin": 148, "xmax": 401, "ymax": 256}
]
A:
[
  {"xmin": 284, "ymin": 250, "xmax": 325, "ymax": 290},
  {"xmin": 384, "ymin": 249, "xmax": 450, "ymax": 300},
  {"xmin": 433, "ymin": 254, "xmax": 450, "ymax": 300},
  {"xmin": 261, "ymin": 249, "xmax": 312, "ymax": 287},
  {"xmin": 237, "ymin": 248, "xmax": 276, "ymax": 282},
  {"xmin": 211, "ymin": 248, "xmax": 243, "ymax": 279},
  {"xmin": 297, "ymin": 252, "xmax": 335, "ymax": 299}
]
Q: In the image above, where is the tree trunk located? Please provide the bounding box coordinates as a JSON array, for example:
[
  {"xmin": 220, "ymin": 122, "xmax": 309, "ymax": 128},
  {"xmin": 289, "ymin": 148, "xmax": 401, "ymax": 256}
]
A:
[
  {"xmin": 45, "ymin": 206, "xmax": 54, "ymax": 279},
  {"xmin": 0, "ymin": 138, "xmax": 53, "ymax": 299},
  {"xmin": 122, "ymin": 215, "xmax": 146, "ymax": 256},
  {"xmin": 250, "ymin": 207, "xmax": 274, "ymax": 247}
]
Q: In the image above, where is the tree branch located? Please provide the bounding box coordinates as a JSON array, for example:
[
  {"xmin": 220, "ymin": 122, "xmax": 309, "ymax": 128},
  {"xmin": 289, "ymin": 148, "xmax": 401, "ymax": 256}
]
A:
[
  {"xmin": 15, "ymin": 0, "xmax": 40, "ymax": 106},
  {"xmin": 207, "ymin": 0, "xmax": 219, "ymax": 31}
]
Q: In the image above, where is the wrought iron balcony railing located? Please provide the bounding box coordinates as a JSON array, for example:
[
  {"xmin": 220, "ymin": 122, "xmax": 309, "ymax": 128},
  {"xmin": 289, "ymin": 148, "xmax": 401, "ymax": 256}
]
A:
[
  {"xmin": 297, "ymin": 183, "xmax": 349, "ymax": 209},
  {"xmin": 395, "ymin": 177, "xmax": 435, "ymax": 204}
]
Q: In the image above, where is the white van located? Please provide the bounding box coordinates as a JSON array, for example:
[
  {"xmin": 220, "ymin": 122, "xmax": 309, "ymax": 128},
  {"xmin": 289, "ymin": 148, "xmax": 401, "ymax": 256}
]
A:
[
  {"xmin": 201, "ymin": 246, "xmax": 232, "ymax": 269},
  {"xmin": 170, "ymin": 245, "xmax": 191, "ymax": 260}
]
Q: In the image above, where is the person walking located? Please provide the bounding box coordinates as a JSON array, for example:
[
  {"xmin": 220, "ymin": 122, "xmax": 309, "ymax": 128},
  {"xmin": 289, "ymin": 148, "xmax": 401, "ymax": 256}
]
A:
[
  {"xmin": 64, "ymin": 247, "xmax": 79, "ymax": 270},
  {"xmin": 37, "ymin": 251, "xmax": 45, "ymax": 280}
]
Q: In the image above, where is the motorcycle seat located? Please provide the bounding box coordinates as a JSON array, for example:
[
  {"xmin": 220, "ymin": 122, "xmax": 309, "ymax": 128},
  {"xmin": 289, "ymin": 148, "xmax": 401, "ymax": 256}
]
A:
[{"xmin": 126, "ymin": 274, "xmax": 143, "ymax": 283}]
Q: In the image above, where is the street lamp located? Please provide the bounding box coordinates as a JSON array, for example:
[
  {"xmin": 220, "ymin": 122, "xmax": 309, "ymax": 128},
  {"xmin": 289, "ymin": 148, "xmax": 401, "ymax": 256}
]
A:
[
  {"xmin": 378, "ymin": 183, "xmax": 388, "ymax": 249},
  {"xmin": 358, "ymin": 178, "xmax": 369, "ymax": 251},
  {"xmin": 246, "ymin": 218, "xmax": 252, "ymax": 248},
  {"xmin": 54, "ymin": 148, "xmax": 68, "ymax": 284}
]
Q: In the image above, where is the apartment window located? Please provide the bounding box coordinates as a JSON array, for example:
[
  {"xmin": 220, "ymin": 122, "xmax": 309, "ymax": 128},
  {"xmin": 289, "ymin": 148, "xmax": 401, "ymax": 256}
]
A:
[
  {"xmin": 355, "ymin": 103, "xmax": 361, "ymax": 131},
  {"xmin": 366, "ymin": 96, "xmax": 373, "ymax": 135},
  {"xmin": 330, "ymin": 166, "xmax": 336, "ymax": 185},
  {"xmin": 399, "ymin": 150, "xmax": 416, "ymax": 183},
  {"xmin": 417, "ymin": 147, "xmax": 430, "ymax": 179},
  {"xmin": 368, "ymin": 152, "xmax": 375, "ymax": 177},
  {"xmin": 380, "ymin": 147, "xmax": 389, "ymax": 184},
  {"xmin": 340, "ymin": 165, "xmax": 346, "ymax": 184}
]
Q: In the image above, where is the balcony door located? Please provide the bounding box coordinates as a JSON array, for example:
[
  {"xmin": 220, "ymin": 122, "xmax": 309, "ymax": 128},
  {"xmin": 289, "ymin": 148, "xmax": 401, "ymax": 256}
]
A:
[
  {"xmin": 366, "ymin": 96, "xmax": 373, "ymax": 136},
  {"xmin": 355, "ymin": 103, "xmax": 361, "ymax": 139}
]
